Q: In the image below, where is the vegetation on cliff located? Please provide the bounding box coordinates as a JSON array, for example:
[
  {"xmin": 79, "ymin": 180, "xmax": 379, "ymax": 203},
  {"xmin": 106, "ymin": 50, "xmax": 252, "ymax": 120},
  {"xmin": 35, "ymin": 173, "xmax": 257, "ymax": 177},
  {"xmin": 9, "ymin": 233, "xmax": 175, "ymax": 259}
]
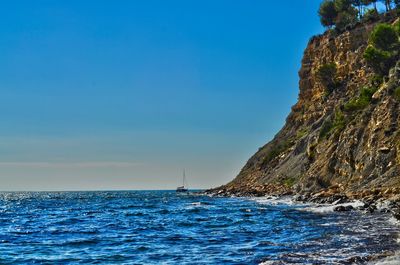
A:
[
  {"xmin": 343, "ymin": 86, "xmax": 377, "ymax": 111},
  {"xmin": 364, "ymin": 22, "xmax": 399, "ymax": 75},
  {"xmin": 319, "ymin": 0, "xmax": 399, "ymax": 31},
  {"xmin": 210, "ymin": 1, "xmax": 400, "ymax": 201},
  {"xmin": 316, "ymin": 63, "xmax": 339, "ymax": 93},
  {"xmin": 395, "ymin": 86, "xmax": 400, "ymax": 100}
]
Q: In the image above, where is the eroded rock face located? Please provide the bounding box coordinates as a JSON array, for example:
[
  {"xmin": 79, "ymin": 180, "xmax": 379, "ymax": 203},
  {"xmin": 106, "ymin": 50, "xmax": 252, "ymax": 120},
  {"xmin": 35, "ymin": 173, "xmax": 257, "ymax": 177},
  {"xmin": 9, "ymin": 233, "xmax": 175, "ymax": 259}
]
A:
[{"xmin": 212, "ymin": 14, "xmax": 400, "ymax": 198}]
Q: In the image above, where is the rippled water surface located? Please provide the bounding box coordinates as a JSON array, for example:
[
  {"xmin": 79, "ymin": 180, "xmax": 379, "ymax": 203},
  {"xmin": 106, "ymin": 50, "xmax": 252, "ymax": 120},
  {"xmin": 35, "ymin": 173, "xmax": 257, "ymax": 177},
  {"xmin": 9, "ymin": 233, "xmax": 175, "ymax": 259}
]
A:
[{"xmin": 0, "ymin": 191, "xmax": 399, "ymax": 264}]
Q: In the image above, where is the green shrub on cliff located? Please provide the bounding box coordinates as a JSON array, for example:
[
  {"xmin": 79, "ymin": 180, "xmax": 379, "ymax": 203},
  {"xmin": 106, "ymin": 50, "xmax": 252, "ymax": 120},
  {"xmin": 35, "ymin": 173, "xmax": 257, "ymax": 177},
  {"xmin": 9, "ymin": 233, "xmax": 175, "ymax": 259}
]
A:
[
  {"xmin": 296, "ymin": 128, "xmax": 309, "ymax": 139},
  {"xmin": 262, "ymin": 140, "xmax": 294, "ymax": 165},
  {"xmin": 394, "ymin": 20, "xmax": 400, "ymax": 35},
  {"xmin": 369, "ymin": 74, "xmax": 384, "ymax": 87},
  {"xmin": 262, "ymin": 128, "xmax": 312, "ymax": 165},
  {"xmin": 319, "ymin": 119, "xmax": 334, "ymax": 139},
  {"xmin": 394, "ymin": 87, "xmax": 400, "ymax": 101},
  {"xmin": 316, "ymin": 63, "xmax": 339, "ymax": 92},
  {"xmin": 344, "ymin": 99, "xmax": 363, "ymax": 112},
  {"xmin": 369, "ymin": 23, "xmax": 399, "ymax": 51},
  {"xmin": 332, "ymin": 109, "xmax": 346, "ymax": 131},
  {"xmin": 344, "ymin": 86, "xmax": 377, "ymax": 111},
  {"xmin": 363, "ymin": 45, "xmax": 393, "ymax": 75},
  {"xmin": 283, "ymin": 177, "xmax": 296, "ymax": 188},
  {"xmin": 364, "ymin": 23, "xmax": 399, "ymax": 76},
  {"xmin": 319, "ymin": 109, "xmax": 346, "ymax": 139}
]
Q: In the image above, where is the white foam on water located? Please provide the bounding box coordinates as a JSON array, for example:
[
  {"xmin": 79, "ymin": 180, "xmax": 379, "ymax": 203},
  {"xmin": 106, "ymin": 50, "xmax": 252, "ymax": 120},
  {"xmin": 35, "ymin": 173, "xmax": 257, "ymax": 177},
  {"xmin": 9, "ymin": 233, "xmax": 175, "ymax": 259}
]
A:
[
  {"xmin": 388, "ymin": 216, "xmax": 400, "ymax": 227},
  {"xmin": 298, "ymin": 200, "xmax": 365, "ymax": 214},
  {"xmin": 370, "ymin": 216, "xmax": 400, "ymax": 265},
  {"xmin": 251, "ymin": 196, "xmax": 367, "ymax": 214},
  {"xmin": 250, "ymin": 196, "xmax": 297, "ymax": 206},
  {"xmin": 251, "ymin": 195, "xmax": 400, "ymax": 265},
  {"xmin": 376, "ymin": 200, "xmax": 391, "ymax": 211}
]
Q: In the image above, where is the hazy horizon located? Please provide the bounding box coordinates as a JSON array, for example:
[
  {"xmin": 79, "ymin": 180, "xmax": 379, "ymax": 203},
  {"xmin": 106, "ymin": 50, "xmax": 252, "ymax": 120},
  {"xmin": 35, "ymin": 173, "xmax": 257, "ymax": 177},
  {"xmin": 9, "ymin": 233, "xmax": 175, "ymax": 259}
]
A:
[{"xmin": 0, "ymin": 0, "xmax": 324, "ymax": 191}]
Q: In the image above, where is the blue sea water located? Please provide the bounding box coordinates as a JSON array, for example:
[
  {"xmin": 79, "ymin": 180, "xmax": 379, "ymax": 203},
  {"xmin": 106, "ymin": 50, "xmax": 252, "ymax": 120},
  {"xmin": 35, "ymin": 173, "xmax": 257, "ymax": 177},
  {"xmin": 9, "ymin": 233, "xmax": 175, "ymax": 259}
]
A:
[{"xmin": 0, "ymin": 191, "xmax": 399, "ymax": 264}]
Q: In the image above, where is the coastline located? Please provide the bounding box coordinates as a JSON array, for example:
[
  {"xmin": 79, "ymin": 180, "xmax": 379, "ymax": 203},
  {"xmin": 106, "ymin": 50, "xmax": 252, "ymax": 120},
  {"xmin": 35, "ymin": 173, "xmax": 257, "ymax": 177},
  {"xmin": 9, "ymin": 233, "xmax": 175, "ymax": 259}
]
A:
[
  {"xmin": 203, "ymin": 188, "xmax": 400, "ymax": 264},
  {"xmin": 200, "ymin": 10, "xmax": 400, "ymax": 264},
  {"xmin": 204, "ymin": 185, "xmax": 400, "ymax": 220}
]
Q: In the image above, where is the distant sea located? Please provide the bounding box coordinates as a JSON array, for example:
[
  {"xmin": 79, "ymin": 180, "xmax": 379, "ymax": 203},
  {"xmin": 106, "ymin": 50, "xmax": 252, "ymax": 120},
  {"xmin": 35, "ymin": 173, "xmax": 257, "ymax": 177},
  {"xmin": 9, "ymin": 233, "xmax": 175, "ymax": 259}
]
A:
[{"xmin": 0, "ymin": 190, "xmax": 399, "ymax": 264}]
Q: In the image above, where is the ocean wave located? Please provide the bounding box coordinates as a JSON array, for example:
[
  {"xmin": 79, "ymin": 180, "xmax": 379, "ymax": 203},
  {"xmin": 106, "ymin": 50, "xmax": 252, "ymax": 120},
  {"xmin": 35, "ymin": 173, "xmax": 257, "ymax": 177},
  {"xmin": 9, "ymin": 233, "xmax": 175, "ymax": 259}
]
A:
[
  {"xmin": 250, "ymin": 196, "xmax": 297, "ymax": 206},
  {"xmin": 251, "ymin": 195, "xmax": 367, "ymax": 214},
  {"xmin": 1, "ymin": 191, "xmax": 399, "ymax": 264},
  {"xmin": 369, "ymin": 215, "xmax": 400, "ymax": 265},
  {"xmin": 298, "ymin": 200, "xmax": 365, "ymax": 213}
]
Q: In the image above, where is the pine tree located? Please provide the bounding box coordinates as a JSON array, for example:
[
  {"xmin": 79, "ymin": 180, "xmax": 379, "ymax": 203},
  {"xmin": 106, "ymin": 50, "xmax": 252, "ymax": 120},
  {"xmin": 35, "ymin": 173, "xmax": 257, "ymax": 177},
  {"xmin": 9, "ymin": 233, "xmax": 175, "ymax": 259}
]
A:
[{"xmin": 319, "ymin": 0, "xmax": 339, "ymax": 28}]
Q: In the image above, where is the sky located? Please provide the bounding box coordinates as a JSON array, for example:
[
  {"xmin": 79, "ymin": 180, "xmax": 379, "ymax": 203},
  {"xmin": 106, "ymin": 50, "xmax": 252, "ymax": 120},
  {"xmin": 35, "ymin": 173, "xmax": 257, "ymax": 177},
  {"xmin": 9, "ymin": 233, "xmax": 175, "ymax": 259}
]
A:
[{"xmin": 0, "ymin": 0, "xmax": 324, "ymax": 191}]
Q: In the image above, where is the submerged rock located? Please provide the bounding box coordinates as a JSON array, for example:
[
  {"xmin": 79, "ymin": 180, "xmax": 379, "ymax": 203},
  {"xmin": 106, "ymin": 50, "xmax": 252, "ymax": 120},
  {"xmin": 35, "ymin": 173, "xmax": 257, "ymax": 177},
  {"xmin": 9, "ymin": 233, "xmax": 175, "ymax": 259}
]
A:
[{"xmin": 334, "ymin": 205, "xmax": 354, "ymax": 212}]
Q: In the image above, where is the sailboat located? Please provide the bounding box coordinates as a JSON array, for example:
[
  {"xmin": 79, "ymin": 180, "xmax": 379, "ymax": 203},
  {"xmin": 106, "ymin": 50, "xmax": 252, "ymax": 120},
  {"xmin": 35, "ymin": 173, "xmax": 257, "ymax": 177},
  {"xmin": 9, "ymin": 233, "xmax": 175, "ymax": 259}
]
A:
[{"xmin": 176, "ymin": 170, "xmax": 188, "ymax": 192}]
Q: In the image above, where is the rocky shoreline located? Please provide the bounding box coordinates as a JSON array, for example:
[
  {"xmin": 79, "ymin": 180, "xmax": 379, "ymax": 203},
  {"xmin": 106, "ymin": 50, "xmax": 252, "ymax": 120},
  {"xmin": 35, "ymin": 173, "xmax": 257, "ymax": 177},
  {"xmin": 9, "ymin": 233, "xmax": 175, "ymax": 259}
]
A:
[
  {"xmin": 204, "ymin": 184, "xmax": 400, "ymax": 220},
  {"xmin": 219, "ymin": 13, "xmax": 400, "ymax": 212},
  {"xmin": 202, "ymin": 185, "xmax": 400, "ymax": 264},
  {"xmin": 201, "ymin": 10, "xmax": 400, "ymax": 265}
]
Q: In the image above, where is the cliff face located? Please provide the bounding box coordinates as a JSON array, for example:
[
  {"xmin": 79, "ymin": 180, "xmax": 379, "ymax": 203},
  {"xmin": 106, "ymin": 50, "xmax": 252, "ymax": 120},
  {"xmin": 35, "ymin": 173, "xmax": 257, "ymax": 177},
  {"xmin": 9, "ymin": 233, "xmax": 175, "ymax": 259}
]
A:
[{"xmin": 215, "ymin": 14, "xmax": 400, "ymax": 198}]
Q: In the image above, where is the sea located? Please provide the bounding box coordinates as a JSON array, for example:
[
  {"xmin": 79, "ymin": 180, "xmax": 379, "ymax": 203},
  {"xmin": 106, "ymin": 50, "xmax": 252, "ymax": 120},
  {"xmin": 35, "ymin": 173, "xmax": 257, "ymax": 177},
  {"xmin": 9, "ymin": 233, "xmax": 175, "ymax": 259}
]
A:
[{"xmin": 0, "ymin": 190, "xmax": 399, "ymax": 264}]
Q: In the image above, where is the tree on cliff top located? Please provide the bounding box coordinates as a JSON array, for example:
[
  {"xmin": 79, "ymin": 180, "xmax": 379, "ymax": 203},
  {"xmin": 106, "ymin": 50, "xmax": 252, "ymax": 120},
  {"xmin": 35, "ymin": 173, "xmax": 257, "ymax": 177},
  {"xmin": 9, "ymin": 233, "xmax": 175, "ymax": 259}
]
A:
[
  {"xmin": 335, "ymin": 0, "xmax": 354, "ymax": 12},
  {"xmin": 319, "ymin": 0, "xmax": 338, "ymax": 27},
  {"xmin": 319, "ymin": 0, "xmax": 358, "ymax": 30},
  {"xmin": 319, "ymin": 0, "xmax": 397, "ymax": 30}
]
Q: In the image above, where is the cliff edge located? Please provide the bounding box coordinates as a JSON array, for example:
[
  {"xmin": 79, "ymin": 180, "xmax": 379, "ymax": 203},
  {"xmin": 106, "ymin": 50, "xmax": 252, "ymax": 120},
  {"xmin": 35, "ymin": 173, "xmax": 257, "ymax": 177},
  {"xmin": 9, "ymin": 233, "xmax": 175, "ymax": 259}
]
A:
[{"xmin": 209, "ymin": 12, "xmax": 400, "ymax": 201}]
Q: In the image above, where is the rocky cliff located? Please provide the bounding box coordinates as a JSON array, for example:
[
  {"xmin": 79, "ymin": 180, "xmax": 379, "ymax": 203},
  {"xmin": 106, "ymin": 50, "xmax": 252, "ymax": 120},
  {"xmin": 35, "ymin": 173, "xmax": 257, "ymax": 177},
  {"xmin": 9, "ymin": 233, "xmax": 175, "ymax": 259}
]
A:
[{"xmin": 210, "ymin": 13, "xmax": 400, "ymax": 200}]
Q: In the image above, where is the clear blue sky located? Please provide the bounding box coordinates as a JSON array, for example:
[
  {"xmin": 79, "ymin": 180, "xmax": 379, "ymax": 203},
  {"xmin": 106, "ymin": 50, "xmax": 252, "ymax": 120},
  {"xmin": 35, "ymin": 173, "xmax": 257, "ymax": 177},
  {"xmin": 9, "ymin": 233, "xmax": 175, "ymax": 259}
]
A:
[{"xmin": 0, "ymin": 0, "xmax": 323, "ymax": 191}]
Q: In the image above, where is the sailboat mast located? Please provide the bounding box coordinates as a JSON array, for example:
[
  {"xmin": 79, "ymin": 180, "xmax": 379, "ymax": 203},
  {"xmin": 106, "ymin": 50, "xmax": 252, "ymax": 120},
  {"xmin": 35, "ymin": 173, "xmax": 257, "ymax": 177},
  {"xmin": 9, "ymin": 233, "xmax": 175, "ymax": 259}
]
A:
[{"xmin": 183, "ymin": 169, "xmax": 186, "ymax": 187}]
